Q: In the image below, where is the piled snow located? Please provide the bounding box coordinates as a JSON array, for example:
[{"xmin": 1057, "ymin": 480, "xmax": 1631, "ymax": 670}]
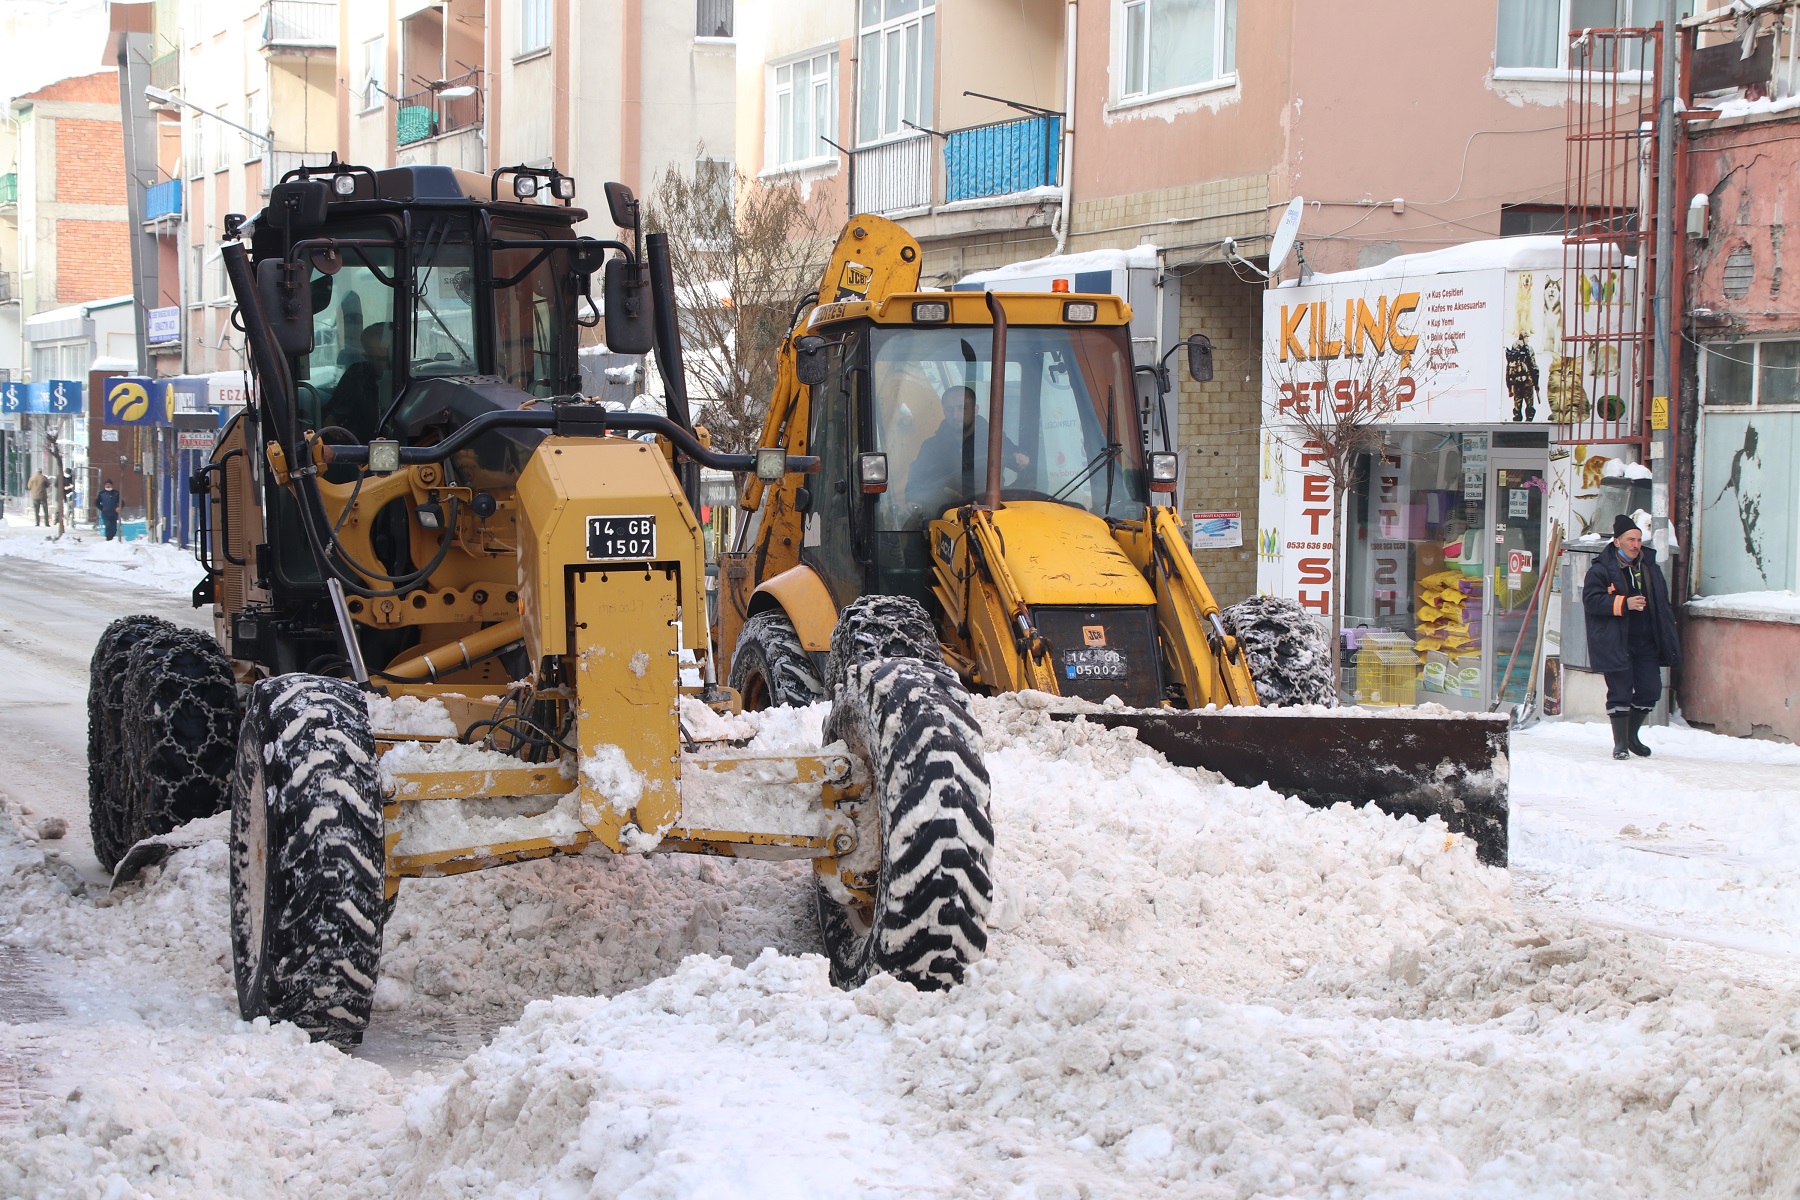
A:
[
  {"xmin": 366, "ymin": 693, "xmax": 460, "ymax": 738},
  {"xmin": 3, "ymin": 696, "xmax": 1800, "ymax": 1195},
  {"xmin": 960, "ymin": 243, "xmax": 1160, "ymax": 287},
  {"xmin": 1698, "ymin": 91, "xmax": 1800, "ymax": 122},
  {"xmin": 0, "ymin": 523, "xmax": 202, "ymax": 598},
  {"xmin": 1687, "ymin": 589, "xmax": 1800, "ymax": 623}
]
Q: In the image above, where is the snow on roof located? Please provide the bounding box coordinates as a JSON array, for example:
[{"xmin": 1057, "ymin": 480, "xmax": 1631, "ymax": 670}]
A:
[
  {"xmin": 1696, "ymin": 91, "xmax": 1800, "ymax": 122},
  {"xmin": 960, "ymin": 244, "xmax": 1160, "ymax": 286},
  {"xmin": 1288, "ymin": 236, "xmax": 1626, "ymax": 287}
]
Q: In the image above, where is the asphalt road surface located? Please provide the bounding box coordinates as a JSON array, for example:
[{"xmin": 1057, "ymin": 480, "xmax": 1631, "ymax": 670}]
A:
[{"xmin": 0, "ymin": 557, "xmax": 204, "ymax": 887}]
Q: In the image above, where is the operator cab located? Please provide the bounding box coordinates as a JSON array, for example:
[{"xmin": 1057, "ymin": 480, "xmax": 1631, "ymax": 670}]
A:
[
  {"xmin": 798, "ymin": 292, "xmax": 1148, "ymax": 608},
  {"xmin": 247, "ymin": 162, "xmax": 590, "ymax": 462}
]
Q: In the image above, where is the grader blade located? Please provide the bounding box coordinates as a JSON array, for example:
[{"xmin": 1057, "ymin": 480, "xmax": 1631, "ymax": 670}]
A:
[{"xmin": 1055, "ymin": 709, "xmax": 1511, "ymax": 867}]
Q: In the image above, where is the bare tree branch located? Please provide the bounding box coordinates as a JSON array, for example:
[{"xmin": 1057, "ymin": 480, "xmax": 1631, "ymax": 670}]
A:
[{"xmin": 644, "ymin": 155, "xmax": 834, "ymax": 452}]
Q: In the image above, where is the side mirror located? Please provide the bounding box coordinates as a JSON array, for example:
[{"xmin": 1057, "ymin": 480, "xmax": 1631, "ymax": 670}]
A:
[
  {"xmin": 1185, "ymin": 333, "xmax": 1214, "ymax": 383},
  {"xmin": 256, "ymin": 258, "xmax": 315, "ymax": 356},
  {"xmin": 794, "ymin": 335, "xmax": 828, "ymax": 387},
  {"xmin": 602, "ymin": 258, "xmax": 654, "ymax": 355},
  {"xmin": 604, "ymin": 182, "xmax": 638, "ymax": 231},
  {"xmin": 265, "ymin": 179, "xmax": 330, "ymax": 231}
]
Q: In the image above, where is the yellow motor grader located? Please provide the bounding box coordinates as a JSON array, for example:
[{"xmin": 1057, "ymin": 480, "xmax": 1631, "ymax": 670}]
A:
[
  {"xmin": 716, "ymin": 215, "xmax": 1510, "ymax": 867},
  {"xmin": 86, "ymin": 163, "xmax": 991, "ymax": 1046}
]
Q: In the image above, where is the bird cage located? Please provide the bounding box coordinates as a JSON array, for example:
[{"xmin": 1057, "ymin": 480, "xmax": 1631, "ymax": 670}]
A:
[{"xmin": 1353, "ymin": 631, "xmax": 1418, "ymax": 707}]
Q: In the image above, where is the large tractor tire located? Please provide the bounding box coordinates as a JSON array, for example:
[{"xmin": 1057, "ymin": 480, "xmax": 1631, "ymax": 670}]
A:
[
  {"xmin": 728, "ymin": 611, "xmax": 825, "ymax": 709},
  {"xmin": 1222, "ymin": 595, "xmax": 1339, "ymax": 708},
  {"xmin": 823, "ymin": 595, "xmax": 942, "ymax": 699},
  {"xmin": 816, "ymin": 655, "xmax": 993, "ymax": 991},
  {"xmin": 230, "ymin": 675, "xmax": 386, "ymax": 1047},
  {"xmin": 120, "ymin": 627, "xmax": 238, "ymax": 845},
  {"xmin": 87, "ymin": 615, "xmax": 176, "ymax": 871}
]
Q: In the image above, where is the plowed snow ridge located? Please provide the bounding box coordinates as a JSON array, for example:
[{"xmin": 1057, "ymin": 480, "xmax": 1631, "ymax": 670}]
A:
[{"xmin": 0, "ymin": 696, "xmax": 1795, "ymax": 1198}]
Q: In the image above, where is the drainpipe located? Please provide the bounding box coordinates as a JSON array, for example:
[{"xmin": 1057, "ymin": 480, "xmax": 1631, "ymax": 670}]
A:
[{"xmin": 1054, "ymin": 0, "xmax": 1077, "ymax": 255}]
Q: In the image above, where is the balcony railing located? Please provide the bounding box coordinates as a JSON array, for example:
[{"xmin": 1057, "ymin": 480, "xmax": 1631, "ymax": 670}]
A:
[
  {"xmin": 150, "ymin": 50, "xmax": 179, "ymax": 91},
  {"xmin": 261, "ymin": 0, "xmax": 336, "ymax": 48},
  {"xmin": 944, "ymin": 113, "xmax": 1061, "ymax": 204},
  {"xmin": 0, "ymin": 173, "xmax": 15, "ymax": 207},
  {"xmin": 397, "ymin": 73, "xmax": 484, "ymax": 148},
  {"xmin": 851, "ymin": 135, "xmax": 931, "ymax": 216},
  {"xmin": 144, "ymin": 178, "xmax": 182, "ymax": 222}
]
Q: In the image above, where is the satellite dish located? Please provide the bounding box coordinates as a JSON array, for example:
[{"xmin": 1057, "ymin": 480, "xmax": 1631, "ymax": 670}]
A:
[{"xmin": 1269, "ymin": 196, "xmax": 1305, "ymax": 276}]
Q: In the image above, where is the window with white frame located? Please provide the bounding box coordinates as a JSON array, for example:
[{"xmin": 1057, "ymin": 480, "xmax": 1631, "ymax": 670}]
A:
[
  {"xmin": 1696, "ymin": 339, "xmax": 1800, "ymax": 594},
  {"xmin": 187, "ymin": 114, "xmax": 206, "ymax": 180},
  {"xmin": 360, "ymin": 36, "xmax": 386, "ymax": 111},
  {"xmin": 769, "ymin": 50, "xmax": 838, "ymax": 168},
  {"xmin": 212, "ymin": 107, "xmax": 232, "ymax": 172},
  {"xmin": 697, "ymin": 0, "xmax": 733, "ymax": 38},
  {"xmin": 243, "ymin": 91, "xmax": 264, "ymax": 161},
  {"xmin": 1120, "ymin": 0, "xmax": 1236, "ymax": 101},
  {"xmin": 520, "ymin": 0, "xmax": 550, "ymax": 55},
  {"xmin": 1495, "ymin": 0, "xmax": 1695, "ymax": 71},
  {"xmin": 857, "ymin": 0, "xmax": 934, "ymax": 145}
]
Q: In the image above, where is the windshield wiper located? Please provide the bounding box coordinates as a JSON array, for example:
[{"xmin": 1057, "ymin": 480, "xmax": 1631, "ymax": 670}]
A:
[{"xmin": 1051, "ymin": 440, "xmax": 1123, "ymax": 505}]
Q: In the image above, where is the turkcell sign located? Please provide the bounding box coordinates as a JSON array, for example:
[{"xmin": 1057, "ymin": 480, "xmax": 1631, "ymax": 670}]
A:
[
  {"xmin": 103, "ymin": 376, "xmax": 174, "ymax": 427},
  {"xmin": 147, "ymin": 306, "xmax": 181, "ymax": 345}
]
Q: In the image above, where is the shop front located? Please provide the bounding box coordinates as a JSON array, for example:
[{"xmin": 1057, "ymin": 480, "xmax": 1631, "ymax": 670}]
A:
[{"xmin": 1256, "ymin": 240, "xmax": 1633, "ymax": 711}]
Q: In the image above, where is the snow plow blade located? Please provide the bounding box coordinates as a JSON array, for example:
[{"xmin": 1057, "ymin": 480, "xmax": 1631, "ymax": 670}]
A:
[{"xmin": 1054, "ymin": 709, "xmax": 1510, "ymax": 867}]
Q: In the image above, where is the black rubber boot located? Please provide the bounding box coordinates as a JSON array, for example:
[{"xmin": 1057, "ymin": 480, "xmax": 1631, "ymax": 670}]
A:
[
  {"xmin": 1610, "ymin": 714, "xmax": 1632, "ymax": 760},
  {"xmin": 1627, "ymin": 709, "xmax": 1653, "ymax": 757}
]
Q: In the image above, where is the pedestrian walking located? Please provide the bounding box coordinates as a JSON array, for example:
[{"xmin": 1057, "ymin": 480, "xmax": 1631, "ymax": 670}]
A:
[
  {"xmin": 96, "ymin": 479, "xmax": 122, "ymax": 541},
  {"xmin": 1582, "ymin": 514, "xmax": 1680, "ymax": 759},
  {"xmin": 26, "ymin": 468, "xmax": 49, "ymax": 526}
]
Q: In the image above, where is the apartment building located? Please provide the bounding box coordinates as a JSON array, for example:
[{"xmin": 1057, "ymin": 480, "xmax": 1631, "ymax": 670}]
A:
[
  {"xmin": 129, "ymin": 0, "xmax": 338, "ymax": 380},
  {"xmin": 338, "ymin": 0, "xmax": 734, "ymax": 228},
  {"xmin": 4, "ymin": 69, "xmax": 138, "ymax": 503},
  {"xmin": 736, "ymin": 0, "xmax": 1671, "ymax": 609}
]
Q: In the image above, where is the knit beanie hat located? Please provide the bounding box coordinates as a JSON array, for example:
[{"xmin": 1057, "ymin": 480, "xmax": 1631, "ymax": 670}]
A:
[{"xmin": 1612, "ymin": 513, "xmax": 1639, "ymax": 539}]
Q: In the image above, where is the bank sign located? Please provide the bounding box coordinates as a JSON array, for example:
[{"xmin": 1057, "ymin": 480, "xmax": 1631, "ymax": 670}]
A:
[{"xmin": 0, "ymin": 380, "xmax": 85, "ymax": 415}]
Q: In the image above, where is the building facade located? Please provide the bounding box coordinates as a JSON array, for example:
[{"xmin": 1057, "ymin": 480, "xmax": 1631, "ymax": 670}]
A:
[{"xmin": 1673, "ymin": 4, "xmax": 1800, "ymax": 741}]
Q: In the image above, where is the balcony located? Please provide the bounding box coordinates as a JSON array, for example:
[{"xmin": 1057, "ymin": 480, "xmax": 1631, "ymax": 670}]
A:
[
  {"xmin": 850, "ymin": 135, "xmax": 931, "ymax": 216},
  {"xmin": 396, "ymin": 73, "xmax": 484, "ymax": 149},
  {"xmin": 0, "ymin": 173, "xmax": 15, "ymax": 208},
  {"xmin": 261, "ymin": 0, "xmax": 336, "ymax": 50},
  {"xmin": 943, "ymin": 113, "xmax": 1060, "ymax": 205},
  {"xmin": 150, "ymin": 50, "xmax": 179, "ymax": 91},
  {"xmin": 143, "ymin": 178, "xmax": 182, "ymax": 224}
]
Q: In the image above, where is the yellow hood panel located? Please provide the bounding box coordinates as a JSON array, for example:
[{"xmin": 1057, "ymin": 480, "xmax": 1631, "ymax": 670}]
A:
[{"xmin": 986, "ymin": 503, "xmax": 1157, "ymax": 608}]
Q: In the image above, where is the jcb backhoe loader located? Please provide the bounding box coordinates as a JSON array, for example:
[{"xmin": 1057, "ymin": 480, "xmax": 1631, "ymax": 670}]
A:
[
  {"xmin": 716, "ymin": 215, "xmax": 1510, "ymax": 866},
  {"xmin": 87, "ymin": 163, "xmax": 992, "ymax": 1046}
]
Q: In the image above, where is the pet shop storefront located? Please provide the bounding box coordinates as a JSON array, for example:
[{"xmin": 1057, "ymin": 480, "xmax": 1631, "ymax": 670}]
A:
[{"xmin": 1257, "ymin": 239, "xmax": 1633, "ymax": 711}]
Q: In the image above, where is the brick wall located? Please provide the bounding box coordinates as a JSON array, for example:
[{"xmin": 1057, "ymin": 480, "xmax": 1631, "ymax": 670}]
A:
[
  {"xmin": 56, "ymin": 219, "xmax": 133, "ymax": 303},
  {"xmin": 18, "ymin": 72, "xmax": 119, "ymax": 105},
  {"xmin": 1070, "ymin": 176, "xmax": 1268, "ymax": 255},
  {"xmin": 1176, "ymin": 263, "xmax": 1263, "ymax": 604},
  {"xmin": 54, "ymin": 119, "xmax": 127, "ymax": 204}
]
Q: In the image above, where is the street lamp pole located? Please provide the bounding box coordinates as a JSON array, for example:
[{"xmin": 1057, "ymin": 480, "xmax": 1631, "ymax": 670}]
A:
[{"xmin": 144, "ymin": 84, "xmax": 274, "ymax": 147}]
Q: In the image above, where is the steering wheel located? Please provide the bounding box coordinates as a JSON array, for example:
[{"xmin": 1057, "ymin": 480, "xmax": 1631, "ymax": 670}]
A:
[{"xmin": 317, "ymin": 425, "xmax": 359, "ymax": 446}]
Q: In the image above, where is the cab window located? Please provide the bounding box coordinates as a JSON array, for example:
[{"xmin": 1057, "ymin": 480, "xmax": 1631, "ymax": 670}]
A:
[
  {"xmin": 492, "ymin": 220, "xmax": 570, "ymax": 398},
  {"xmin": 300, "ymin": 226, "xmax": 397, "ymax": 443}
]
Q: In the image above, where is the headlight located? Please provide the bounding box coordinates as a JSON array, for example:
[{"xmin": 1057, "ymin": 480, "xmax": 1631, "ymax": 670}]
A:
[
  {"xmin": 1062, "ymin": 300, "xmax": 1098, "ymax": 323},
  {"xmin": 912, "ymin": 301, "xmax": 949, "ymax": 323},
  {"xmin": 859, "ymin": 452, "xmax": 889, "ymax": 494},
  {"xmin": 513, "ymin": 174, "xmax": 539, "ymax": 199},
  {"xmin": 1149, "ymin": 451, "xmax": 1179, "ymax": 493}
]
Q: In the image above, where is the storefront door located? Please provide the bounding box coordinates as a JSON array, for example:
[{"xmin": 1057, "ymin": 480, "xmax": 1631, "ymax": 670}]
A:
[{"xmin": 1486, "ymin": 451, "xmax": 1549, "ymax": 708}]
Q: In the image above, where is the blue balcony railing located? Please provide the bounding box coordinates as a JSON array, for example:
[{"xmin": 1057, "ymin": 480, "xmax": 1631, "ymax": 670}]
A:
[
  {"xmin": 144, "ymin": 178, "xmax": 182, "ymax": 222},
  {"xmin": 943, "ymin": 113, "xmax": 1061, "ymax": 204}
]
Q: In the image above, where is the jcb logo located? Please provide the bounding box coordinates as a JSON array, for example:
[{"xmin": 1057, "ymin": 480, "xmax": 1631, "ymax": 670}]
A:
[{"xmin": 839, "ymin": 262, "xmax": 873, "ymax": 295}]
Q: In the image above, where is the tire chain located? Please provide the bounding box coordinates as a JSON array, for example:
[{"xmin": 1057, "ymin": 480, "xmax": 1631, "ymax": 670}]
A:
[
  {"xmin": 121, "ymin": 627, "xmax": 239, "ymax": 845},
  {"xmin": 87, "ymin": 615, "xmax": 176, "ymax": 870},
  {"xmin": 1222, "ymin": 594, "xmax": 1339, "ymax": 708}
]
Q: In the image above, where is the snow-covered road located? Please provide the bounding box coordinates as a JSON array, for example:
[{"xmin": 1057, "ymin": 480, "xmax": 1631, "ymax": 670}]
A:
[{"xmin": 0, "ymin": 539, "xmax": 1796, "ymax": 1198}]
